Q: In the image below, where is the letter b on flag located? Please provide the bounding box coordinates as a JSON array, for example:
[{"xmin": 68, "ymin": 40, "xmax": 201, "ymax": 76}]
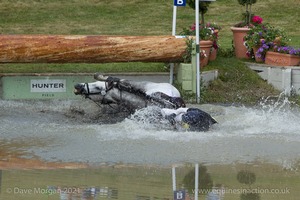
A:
[
  {"xmin": 174, "ymin": 190, "xmax": 186, "ymax": 200},
  {"xmin": 174, "ymin": 0, "xmax": 186, "ymax": 6}
]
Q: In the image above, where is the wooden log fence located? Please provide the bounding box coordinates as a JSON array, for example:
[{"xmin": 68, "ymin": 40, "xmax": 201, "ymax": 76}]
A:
[{"xmin": 0, "ymin": 35, "xmax": 187, "ymax": 63}]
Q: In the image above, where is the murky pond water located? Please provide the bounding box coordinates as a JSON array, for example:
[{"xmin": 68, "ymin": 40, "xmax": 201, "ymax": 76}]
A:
[{"xmin": 1, "ymin": 98, "xmax": 300, "ymax": 199}]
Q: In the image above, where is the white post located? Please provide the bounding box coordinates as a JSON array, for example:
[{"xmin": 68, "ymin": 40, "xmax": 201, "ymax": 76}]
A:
[
  {"xmin": 172, "ymin": 5, "xmax": 177, "ymax": 36},
  {"xmin": 194, "ymin": 163, "xmax": 199, "ymax": 200},
  {"xmin": 172, "ymin": 166, "xmax": 176, "ymax": 191},
  {"xmin": 169, "ymin": 5, "xmax": 177, "ymax": 84},
  {"xmin": 195, "ymin": 0, "xmax": 201, "ymax": 103},
  {"xmin": 282, "ymin": 68, "xmax": 292, "ymax": 96}
]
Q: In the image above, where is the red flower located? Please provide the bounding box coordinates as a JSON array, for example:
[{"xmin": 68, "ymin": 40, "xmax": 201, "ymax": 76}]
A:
[
  {"xmin": 190, "ymin": 23, "xmax": 196, "ymax": 31},
  {"xmin": 252, "ymin": 15, "xmax": 263, "ymax": 24}
]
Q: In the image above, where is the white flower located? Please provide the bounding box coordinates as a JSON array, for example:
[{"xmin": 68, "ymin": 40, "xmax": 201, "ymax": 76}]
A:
[{"xmin": 200, "ymin": 50, "xmax": 207, "ymax": 58}]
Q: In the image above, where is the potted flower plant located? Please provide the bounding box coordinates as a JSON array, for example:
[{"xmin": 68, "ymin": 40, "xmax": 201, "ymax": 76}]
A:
[
  {"xmin": 181, "ymin": 23, "xmax": 216, "ymax": 67},
  {"xmin": 183, "ymin": 0, "xmax": 218, "ymax": 67},
  {"xmin": 243, "ymin": 23, "xmax": 288, "ymax": 62},
  {"xmin": 206, "ymin": 22, "xmax": 222, "ymax": 61},
  {"xmin": 176, "ymin": 0, "xmax": 217, "ymax": 92},
  {"xmin": 231, "ymin": 0, "xmax": 258, "ymax": 59},
  {"xmin": 265, "ymin": 46, "xmax": 300, "ymax": 66}
]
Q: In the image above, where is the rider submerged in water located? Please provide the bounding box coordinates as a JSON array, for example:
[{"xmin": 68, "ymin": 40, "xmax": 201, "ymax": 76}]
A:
[{"xmin": 161, "ymin": 107, "xmax": 217, "ymax": 132}]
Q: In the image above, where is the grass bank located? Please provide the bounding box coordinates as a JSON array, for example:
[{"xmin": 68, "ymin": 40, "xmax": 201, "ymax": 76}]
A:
[
  {"xmin": 0, "ymin": 0, "xmax": 299, "ymax": 48},
  {"xmin": 175, "ymin": 56, "xmax": 280, "ymax": 105},
  {"xmin": 0, "ymin": 63, "xmax": 167, "ymax": 73},
  {"xmin": 201, "ymin": 57, "xmax": 280, "ymax": 105}
]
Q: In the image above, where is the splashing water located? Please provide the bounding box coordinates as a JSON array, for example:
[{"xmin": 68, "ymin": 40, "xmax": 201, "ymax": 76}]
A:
[
  {"xmin": 1, "ymin": 97, "xmax": 300, "ymax": 166},
  {"xmin": 218, "ymin": 95, "xmax": 300, "ymax": 139}
]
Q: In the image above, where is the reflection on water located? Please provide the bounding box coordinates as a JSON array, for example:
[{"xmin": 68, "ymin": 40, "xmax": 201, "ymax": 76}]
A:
[
  {"xmin": 0, "ymin": 162, "xmax": 299, "ymax": 200},
  {"xmin": 0, "ymin": 98, "xmax": 300, "ymax": 199},
  {"xmin": 0, "ymin": 166, "xmax": 173, "ymax": 200},
  {"xmin": 45, "ymin": 185, "xmax": 118, "ymax": 199}
]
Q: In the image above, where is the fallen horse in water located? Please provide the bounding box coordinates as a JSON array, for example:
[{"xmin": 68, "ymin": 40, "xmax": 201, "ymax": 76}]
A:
[
  {"xmin": 74, "ymin": 73, "xmax": 217, "ymax": 131},
  {"xmin": 74, "ymin": 73, "xmax": 185, "ymax": 112}
]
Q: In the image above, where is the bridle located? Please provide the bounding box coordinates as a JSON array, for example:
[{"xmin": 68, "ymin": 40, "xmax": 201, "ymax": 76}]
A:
[
  {"xmin": 83, "ymin": 82, "xmax": 107, "ymax": 99},
  {"xmin": 82, "ymin": 82, "xmax": 134, "ymax": 113}
]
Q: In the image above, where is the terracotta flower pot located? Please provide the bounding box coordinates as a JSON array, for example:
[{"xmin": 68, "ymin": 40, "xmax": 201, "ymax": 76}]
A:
[
  {"xmin": 209, "ymin": 47, "xmax": 217, "ymax": 61},
  {"xmin": 231, "ymin": 27, "xmax": 250, "ymax": 59},
  {"xmin": 252, "ymin": 47, "xmax": 264, "ymax": 63},
  {"xmin": 265, "ymin": 51, "xmax": 300, "ymax": 66},
  {"xmin": 199, "ymin": 40, "xmax": 213, "ymax": 68}
]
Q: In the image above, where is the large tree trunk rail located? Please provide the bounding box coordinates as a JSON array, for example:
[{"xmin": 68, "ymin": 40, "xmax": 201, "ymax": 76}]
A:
[{"xmin": 0, "ymin": 35, "xmax": 187, "ymax": 63}]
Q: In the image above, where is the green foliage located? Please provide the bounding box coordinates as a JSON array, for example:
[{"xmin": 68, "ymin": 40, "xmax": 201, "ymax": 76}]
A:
[
  {"xmin": 181, "ymin": 26, "xmax": 216, "ymax": 41},
  {"xmin": 174, "ymin": 80, "xmax": 197, "ymax": 103},
  {"xmin": 218, "ymin": 47, "xmax": 235, "ymax": 58},
  {"xmin": 187, "ymin": 0, "xmax": 211, "ymax": 15},
  {"xmin": 236, "ymin": 0, "xmax": 258, "ymax": 26},
  {"xmin": 182, "ymin": 38, "xmax": 194, "ymax": 63},
  {"xmin": 186, "ymin": 0, "xmax": 212, "ymax": 24}
]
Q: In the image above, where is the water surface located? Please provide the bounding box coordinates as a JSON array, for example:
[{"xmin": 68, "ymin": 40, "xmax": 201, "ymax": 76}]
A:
[{"xmin": 0, "ymin": 98, "xmax": 299, "ymax": 199}]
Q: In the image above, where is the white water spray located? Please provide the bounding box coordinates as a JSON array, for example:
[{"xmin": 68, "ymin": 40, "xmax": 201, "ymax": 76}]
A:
[{"xmin": 1, "ymin": 98, "xmax": 300, "ymax": 165}]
